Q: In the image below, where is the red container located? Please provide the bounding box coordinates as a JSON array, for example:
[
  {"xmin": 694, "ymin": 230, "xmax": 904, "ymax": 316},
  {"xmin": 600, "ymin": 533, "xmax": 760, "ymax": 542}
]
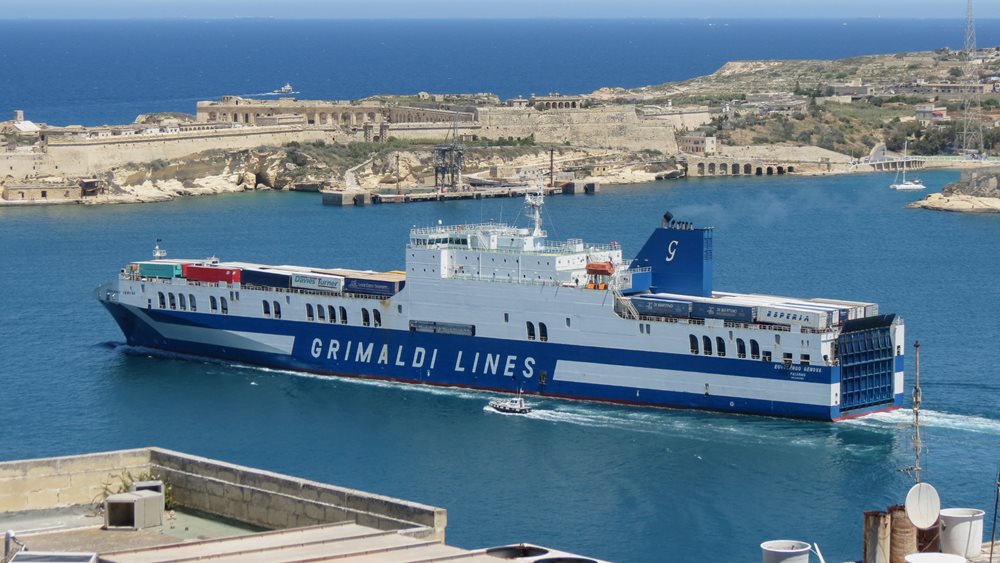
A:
[{"xmin": 185, "ymin": 265, "xmax": 242, "ymax": 284}]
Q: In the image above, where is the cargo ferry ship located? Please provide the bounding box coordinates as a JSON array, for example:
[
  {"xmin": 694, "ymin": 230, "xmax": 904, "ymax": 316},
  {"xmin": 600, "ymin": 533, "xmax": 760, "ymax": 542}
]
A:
[{"xmin": 96, "ymin": 191, "xmax": 904, "ymax": 421}]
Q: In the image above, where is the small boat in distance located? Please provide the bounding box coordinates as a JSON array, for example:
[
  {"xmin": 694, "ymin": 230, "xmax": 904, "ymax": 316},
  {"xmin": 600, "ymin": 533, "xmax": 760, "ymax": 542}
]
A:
[
  {"xmin": 891, "ymin": 140, "xmax": 926, "ymax": 191},
  {"xmin": 488, "ymin": 389, "xmax": 532, "ymax": 415},
  {"xmin": 271, "ymin": 82, "xmax": 294, "ymax": 95}
]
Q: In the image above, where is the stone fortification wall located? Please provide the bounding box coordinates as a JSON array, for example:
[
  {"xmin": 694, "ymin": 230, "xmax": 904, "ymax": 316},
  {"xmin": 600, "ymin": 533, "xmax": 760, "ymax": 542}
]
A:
[
  {"xmin": 11, "ymin": 127, "xmax": 332, "ymax": 180},
  {"xmin": 1, "ymin": 152, "xmax": 47, "ymax": 182},
  {"xmin": 476, "ymin": 106, "xmax": 678, "ymax": 152}
]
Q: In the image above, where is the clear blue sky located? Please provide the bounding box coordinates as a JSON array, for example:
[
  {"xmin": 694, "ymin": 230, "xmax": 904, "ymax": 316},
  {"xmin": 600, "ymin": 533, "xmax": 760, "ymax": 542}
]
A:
[{"xmin": 1, "ymin": 0, "xmax": 997, "ymax": 20}]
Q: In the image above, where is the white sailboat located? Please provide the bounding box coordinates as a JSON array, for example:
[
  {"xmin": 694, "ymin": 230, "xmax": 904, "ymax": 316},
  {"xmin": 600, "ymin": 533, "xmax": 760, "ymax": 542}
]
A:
[{"xmin": 891, "ymin": 140, "xmax": 925, "ymax": 191}]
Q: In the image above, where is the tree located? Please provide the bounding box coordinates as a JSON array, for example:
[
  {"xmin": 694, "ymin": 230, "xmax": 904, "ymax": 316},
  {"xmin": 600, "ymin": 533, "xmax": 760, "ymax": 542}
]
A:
[{"xmin": 948, "ymin": 67, "xmax": 964, "ymax": 78}]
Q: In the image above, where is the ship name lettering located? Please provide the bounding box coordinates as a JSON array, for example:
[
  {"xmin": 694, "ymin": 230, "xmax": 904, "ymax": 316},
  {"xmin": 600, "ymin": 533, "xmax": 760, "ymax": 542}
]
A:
[
  {"xmin": 355, "ymin": 342, "xmax": 374, "ymax": 363},
  {"xmin": 522, "ymin": 357, "xmax": 535, "ymax": 378}
]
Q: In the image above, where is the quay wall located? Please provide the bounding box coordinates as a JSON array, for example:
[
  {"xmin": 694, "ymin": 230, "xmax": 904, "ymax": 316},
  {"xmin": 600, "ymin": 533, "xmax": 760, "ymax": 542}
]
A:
[{"xmin": 3, "ymin": 127, "xmax": 333, "ymax": 181}]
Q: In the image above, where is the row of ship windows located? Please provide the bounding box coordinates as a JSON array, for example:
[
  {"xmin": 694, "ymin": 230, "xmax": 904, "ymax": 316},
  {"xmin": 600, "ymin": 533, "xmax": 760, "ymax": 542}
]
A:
[
  {"xmin": 295, "ymin": 302, "xmax": 384, "ymax": 327},
  {"xmin": 157, "ymin": 292, "xmax": 232, "ymax": 314},
  {"xmin": 689, "ymin": 334, "xmax": 812, "ymax": 365}
]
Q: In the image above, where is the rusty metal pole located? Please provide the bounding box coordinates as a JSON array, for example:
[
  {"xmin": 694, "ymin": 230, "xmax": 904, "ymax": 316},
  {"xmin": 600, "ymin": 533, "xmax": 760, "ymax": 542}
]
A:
[{"xmin": 549, "ymin": 148, "xmax": 554, "ymax": 189}]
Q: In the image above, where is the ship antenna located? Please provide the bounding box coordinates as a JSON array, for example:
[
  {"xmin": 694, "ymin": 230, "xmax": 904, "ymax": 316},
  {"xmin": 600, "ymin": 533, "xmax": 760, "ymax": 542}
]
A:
[
  {"xmin": 912, "ymin": 340, "xmax": 922, "ymax": 484},
  {"xmin": 153, "ymin": 238, "xmax": 167, "ymax": 260}
]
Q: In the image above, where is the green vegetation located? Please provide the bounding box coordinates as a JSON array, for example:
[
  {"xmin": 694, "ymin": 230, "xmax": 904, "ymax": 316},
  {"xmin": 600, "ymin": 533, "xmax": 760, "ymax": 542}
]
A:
[{"xmin": 99, "ymin": 469, "xmax": 174, "ymax": 510}]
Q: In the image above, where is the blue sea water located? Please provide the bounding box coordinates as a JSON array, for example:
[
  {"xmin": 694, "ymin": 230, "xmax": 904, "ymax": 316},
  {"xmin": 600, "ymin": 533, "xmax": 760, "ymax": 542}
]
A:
[
  {"xmin": 2, "ymin": 18, "xmax": 1000, "ymax": 563},
  {"xmin": 2, "ymin": 171, "xmax": 1000, "ymax": 562},
  {"xmin": 3, "ymin": 18, "xmax": 1000, "ymax": 126}
]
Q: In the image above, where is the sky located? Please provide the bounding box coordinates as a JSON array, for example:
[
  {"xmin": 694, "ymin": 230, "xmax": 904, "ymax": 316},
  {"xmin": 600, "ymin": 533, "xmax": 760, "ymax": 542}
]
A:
[{"xmin": 1, "ymin": 0, "xmax": 998, "ymax": 20}]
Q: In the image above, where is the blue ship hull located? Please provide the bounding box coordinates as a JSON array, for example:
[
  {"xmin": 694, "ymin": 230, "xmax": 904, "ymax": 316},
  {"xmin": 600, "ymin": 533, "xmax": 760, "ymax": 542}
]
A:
[{"xmin": 102, "ymin": 301, "xmax": 903, "ymax": 422}]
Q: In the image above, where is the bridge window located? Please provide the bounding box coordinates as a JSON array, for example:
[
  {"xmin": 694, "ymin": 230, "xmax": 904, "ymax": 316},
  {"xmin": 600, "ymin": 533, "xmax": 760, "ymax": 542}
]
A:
[
  {"xmin": 689, "ymin": 335, "xmax": 699, "ymax": 354},
  {"xmin": 210, "ymin": 296, "xmax": 218, "ymax": 312},
  {"xmin": 702, "ymin": 336, "xmax": 712, "ymax": 356},
  {"xmin": 220, "ymin": 297, "xmax": 229, "ymax": 315},
  {"xmin": 504, "ymin": 313, "xmax": 509, "ymax": 323},
  {"xmin": 329, "ymin": 305, "xmax": 337, "ymax": 323},
  {"xmin": 340, "ymin": 306, "xmax": 347, "ymax": 324},
  {"xmin": 262, "ymin": 300, "xmax": 271, "ymax": 317},
  {"xmin": 189, "ymin": 294, "xmax": 197, "ymax": 311},
  {"xmin": 158, "ymin": 292, "xmax": 166, "ymax": 309},
  {"xmin": 750, "ymin": 339, "xmax": 760, "ymax": 360},
  {"xmin": 762, "ymin": 351, "xmax": 772, "ymax": 362},
  {"xmin": 317, "ymin": 305, "xmax": 325, "ymax": 321},
  {"xmin": 362, "ymin": 308, "xmax": 370, "ymax": 327},
  {"xmin": 272, "ymin": 301, "xmax": 280, "ymax": 319},
  {"xmin": 178, "ymin": 293, "xmax": 186, "ymax": 311},
  {"xmin": 783, "ymin": 352, "xmax": 793, "ymax": 366},
  {"xmin": 373, "ymin": 309, "xmax": 382, "ymax": 327},
  {"xmin": 800, "ymin": 354, "xmax": 811, "ymax": 366},
  {"xmin": 539, "ymin": 322, "xmax": 548, "ymax": 342},
  {"xmin": 168, "ymin": 293, "xmax": 176, "ymax": 310},
  {"xmin": 716, "ymin": 337, "xmax": 726, "ymax": 357},
  {"xmin": 306, "ymin": 303, "xmax": 314, "ymax": 321},
  {"xmin": 737, "ymin": 338, "xmax": 746, "ymax": 358},
  {"xmin": 526, "ymin": 321, "xmax": 536, "ymax": 341}
]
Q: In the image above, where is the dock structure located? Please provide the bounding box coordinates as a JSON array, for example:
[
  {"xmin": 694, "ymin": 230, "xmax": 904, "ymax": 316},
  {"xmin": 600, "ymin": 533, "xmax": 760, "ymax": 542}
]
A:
[
  {"xmin": 322, "ymin": 183, "xmax": 600, "ymax": 206},
  {"xmin": 0, "ymin": 447, "xmax": 606, "ymax": 563}
]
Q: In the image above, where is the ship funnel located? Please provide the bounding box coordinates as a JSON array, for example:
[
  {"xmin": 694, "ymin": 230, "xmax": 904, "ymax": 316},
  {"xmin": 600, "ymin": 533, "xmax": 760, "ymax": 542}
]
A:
[{"xmin": 631, "ymin": 217, "xmax": 714, "ymax": 297}]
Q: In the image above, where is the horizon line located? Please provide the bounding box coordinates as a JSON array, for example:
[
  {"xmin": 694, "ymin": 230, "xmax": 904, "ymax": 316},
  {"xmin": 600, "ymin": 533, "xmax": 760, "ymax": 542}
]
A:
[{"xmin": 0, "ymin": 16, "xmax": 993, "ymax": 21}]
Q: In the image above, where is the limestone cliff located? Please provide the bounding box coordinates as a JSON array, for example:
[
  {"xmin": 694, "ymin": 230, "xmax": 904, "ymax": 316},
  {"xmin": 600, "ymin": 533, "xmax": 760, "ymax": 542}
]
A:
[{"xmin": 908, "ymin": 169, "xmax": 1000, "ymax": 213}]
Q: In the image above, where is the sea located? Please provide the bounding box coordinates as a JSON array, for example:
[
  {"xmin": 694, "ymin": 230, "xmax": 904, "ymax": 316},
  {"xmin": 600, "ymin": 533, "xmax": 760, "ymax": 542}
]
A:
[{"xmin": 1, "ymin": 18, "xmax": 1000, "ymax": 563}]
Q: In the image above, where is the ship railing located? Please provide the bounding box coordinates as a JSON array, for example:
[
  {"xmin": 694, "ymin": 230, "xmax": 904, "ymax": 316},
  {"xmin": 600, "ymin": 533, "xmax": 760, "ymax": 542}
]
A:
[{"xmin": 447, "ymin": 273, "xmax": 564, "ymax": 287}]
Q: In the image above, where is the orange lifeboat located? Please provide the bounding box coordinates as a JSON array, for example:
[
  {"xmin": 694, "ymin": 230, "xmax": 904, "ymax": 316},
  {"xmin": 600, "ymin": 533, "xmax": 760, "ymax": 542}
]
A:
[{"xmin": 586, "ymin": 262, "xmax": 614, "ymax": 276}]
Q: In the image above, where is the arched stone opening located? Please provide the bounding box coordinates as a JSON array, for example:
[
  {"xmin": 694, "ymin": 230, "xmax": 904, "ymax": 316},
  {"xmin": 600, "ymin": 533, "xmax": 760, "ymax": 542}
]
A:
[
  {"xmin": 571, "ymin": 102, "xmax": 577, "ymax": 108},
  {"xmin": 744, "ymin": 163, "xmax": 752, "ymax": 174},
  {"xmin": 731, "ymin": 163, "xmax": 740, "ymax": 175},
  {"xmin": 697, "ymin": 163, "xmax": 705, "ymax": 175},
  {"xmin": 755, "ymin": 167, "xmax": 763, "ymax": 176},
  {"xmin": 544, "ymin": 102, "xmax": 551, "ymax": 109},
  {"xmin": 367, "ymin": 112, "xmax": 376, "ymax": 121},
  {"xmin": 787, "ymin": 166, "xmax": 795, "ymax": 173},
  {"xmin": 708, "ymin": 163, "xmax": 716, "ymax": 174},
  {"xmin": 777, "ymin": 166, "xmax": 785, "ymax": 175},
  {"xmin": 766, "ymin": 167, "xmax": 774, "ymax": 175}
]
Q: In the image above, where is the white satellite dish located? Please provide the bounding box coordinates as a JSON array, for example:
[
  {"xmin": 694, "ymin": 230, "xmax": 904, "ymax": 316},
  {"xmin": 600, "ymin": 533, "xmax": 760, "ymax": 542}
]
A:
[{"xmin": 905, "ymin": 482, "xmax": 941, "ymax": 529}]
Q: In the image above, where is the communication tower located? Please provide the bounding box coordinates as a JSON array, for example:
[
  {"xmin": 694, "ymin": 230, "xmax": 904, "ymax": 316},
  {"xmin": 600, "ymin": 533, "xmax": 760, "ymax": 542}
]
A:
[{"xmin": 958, "ymin": 0, "xmax": 984, "ymax": 157}]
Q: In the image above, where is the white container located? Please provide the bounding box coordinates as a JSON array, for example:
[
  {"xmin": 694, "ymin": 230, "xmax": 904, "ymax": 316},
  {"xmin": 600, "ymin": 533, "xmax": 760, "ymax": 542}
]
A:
[
  {"xmin": 760, "ymin": 540, "xmax": 810, "ymax": 563},
  {"xmin": 904, "ymin": 553, "xmax": 965, "ymax": 563},
  {"xmin": 939, "ymin": 507, "xmax": 985, "ymax": 558}
]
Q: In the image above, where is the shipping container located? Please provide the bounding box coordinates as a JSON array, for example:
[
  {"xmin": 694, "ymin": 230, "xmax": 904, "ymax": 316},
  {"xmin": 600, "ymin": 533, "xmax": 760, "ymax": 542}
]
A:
[
  {"xmin": 138, "ymin": 262, "xmax": 182, "ymax": 279},
  {"xmin": 344, "ymin": 277, "xmax": 404, "ymax": 297},
  {"xmin": 185, "ymin": 265, "xmax": 242, "ymax": 284},
  {"xmin": 632, "ymin": 298, "xmax": 691, "ymax": 318},
  {"xmin": 689, "ymin": 301, "xmax": 755, "ymax": 323},
  {"xmin": 240, "ymin": 268, "xmax": 292, "ymax": 289},
  {"xmin": 291, "ymin": 273, "xmax": 344, "ymax": 292},
  {"xmin": 755, "ymin": 306, "xmax": 832, "ymax": 330}
]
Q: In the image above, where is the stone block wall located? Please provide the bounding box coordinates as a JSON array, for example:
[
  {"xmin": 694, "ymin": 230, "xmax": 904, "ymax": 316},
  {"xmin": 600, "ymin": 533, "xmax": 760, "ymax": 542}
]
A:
[
  {"xmin": 148, "ymin": 448, "xmax": 445, "ymax": 540},
  {"xmin": 0, "ymin": 448, "xmax": 446, "ymax": 542},
  {"xmin": 0, "ymin": 448, "xmax": 151, "ymax": 513}
]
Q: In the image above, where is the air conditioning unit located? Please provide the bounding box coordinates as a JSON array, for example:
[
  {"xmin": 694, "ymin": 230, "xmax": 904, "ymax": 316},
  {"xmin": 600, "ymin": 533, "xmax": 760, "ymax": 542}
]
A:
[
  {"xmin": 104, "ymin": 490, "xmax": 164, "ymax": 530},
  {"xmin": 130, "ymin": 479, "xmax": 165, "ymax": 512}
]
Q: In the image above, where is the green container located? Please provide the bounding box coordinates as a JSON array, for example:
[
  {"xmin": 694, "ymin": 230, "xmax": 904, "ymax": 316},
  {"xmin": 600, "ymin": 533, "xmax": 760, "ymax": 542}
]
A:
[{"xmin": 138, "ymin": 262, "xmax": 182, "ymax": 278}]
